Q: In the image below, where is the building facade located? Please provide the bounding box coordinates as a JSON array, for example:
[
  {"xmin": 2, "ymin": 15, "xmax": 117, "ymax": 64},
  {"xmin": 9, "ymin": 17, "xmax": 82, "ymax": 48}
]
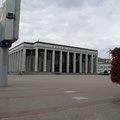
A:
[
  {"xmin": 97, "ymin": 58, "xmax": 111, "ymax": 74},
  {"xmin": 8, "ymin": 42, "xmax": 98, "ymax": 74}
]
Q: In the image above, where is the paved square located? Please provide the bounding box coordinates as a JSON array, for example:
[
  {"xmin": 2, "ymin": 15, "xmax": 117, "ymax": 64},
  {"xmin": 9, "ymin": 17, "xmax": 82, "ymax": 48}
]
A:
[
  {"xmin": 0, "ymin": 75, "xmax": 120, "ymax": 120},
  {"xmin": 72, "ymin": 96, "xmax": 88, "ymax": 100}
]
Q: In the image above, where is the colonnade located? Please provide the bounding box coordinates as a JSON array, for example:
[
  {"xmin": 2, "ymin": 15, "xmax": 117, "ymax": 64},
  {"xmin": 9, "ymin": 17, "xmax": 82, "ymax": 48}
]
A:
[
  {"xmin": 8, "ymin": 49, "xmax": 26, "ymax": 72},
  {"xmin": 8, "ymin": 48, "xmax": 97, "ymax": 74}
]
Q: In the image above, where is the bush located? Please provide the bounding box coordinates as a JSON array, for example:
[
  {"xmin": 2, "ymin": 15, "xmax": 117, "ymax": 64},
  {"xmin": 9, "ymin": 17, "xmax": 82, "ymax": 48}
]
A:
[{"xmin": 110, "ymin": 48, "xmax": 120, "ymax": 84}]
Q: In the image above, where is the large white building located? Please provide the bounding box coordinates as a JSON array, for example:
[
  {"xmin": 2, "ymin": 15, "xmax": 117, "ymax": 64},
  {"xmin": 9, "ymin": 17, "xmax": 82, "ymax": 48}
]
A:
[{"xmin": 8, "ymin": 42, "xmax": 98, "ymax": 74}]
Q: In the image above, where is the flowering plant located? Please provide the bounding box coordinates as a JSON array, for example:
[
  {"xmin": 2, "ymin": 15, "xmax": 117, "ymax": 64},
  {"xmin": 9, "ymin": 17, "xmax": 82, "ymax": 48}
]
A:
[{"xmin": 110, "ymin": 48, "xmax": 120, "ymax": 84}]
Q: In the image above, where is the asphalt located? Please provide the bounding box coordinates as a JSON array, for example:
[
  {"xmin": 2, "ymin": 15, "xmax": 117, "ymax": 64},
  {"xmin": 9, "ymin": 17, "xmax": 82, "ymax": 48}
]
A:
[{"xmin": 0, "ymin": 75, "xmax": 120, "ymax": 120}]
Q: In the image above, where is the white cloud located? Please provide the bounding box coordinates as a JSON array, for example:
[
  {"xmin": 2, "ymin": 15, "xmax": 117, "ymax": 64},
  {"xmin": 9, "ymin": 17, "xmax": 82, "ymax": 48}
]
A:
[{"xmin": 1, "ymin": 0, "xmax": 120, "ymax": 58}]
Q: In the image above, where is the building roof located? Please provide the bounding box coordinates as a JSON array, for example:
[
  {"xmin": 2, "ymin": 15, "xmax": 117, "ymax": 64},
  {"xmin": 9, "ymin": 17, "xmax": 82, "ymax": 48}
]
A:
[
  {"xmin": 10, "ymin": 41, "xmax": 98, "ymax": 52},
  {"xmin": 98, "ymin": 57, "xmax": 111, "ymax": 63}
]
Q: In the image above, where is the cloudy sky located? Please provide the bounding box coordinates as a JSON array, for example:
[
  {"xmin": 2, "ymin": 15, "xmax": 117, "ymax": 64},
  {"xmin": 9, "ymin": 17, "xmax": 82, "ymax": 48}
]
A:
[{"xmin": 1, "ymin": 0, "xmax": 120, "ymax": 58}]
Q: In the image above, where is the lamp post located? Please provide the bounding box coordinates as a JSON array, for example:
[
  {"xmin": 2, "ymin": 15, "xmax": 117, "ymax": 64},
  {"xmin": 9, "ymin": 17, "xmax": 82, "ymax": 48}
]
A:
[{"xmin": 0, "ymin": 0, "xmax": 21, "ymax": 86}]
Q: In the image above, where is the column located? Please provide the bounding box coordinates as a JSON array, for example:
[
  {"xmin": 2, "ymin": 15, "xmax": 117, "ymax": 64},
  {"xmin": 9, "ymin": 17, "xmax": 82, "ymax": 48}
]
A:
[
  {"xmin": 8, "ymin": 55, "xmax": 10, "ymax": 71},
  {"xmin": 18, "ymin": 51, "xmax": 20, "ymax": 71},
  {"xmin": 73, "ymin": 53, "xmax": 76, "ymax": 73},
  {"xmin": 85, "ymin": 54, "xmax": 88, "ymax": 73},
  {"xmin": 10, "ymin": 54, "xmax": 12, "ymax": 72},
  {"xmin": 52, "ymin": 50, "xmax": 55, "ymax": 73},
  {"xmin": 16, "ymin": 52, "xmax": 18, "ymax": 72},
  {"xmin": 19, "ymin": 51, "xmax": 21, "ymax": 72},
  {"xmin": 8, "ymin": 54, "xmax": 10, "ymax": 71},
  {"xmin": 91, "ymin": 55, "xmax": 93, "ymax": 73},
  {"xmin": 15, "ymin": 52, "xmax": 17, "ymax": 72},
  {"xmin": 20, "ymin": 51, "xmax": 22, "ymax": 71},
  {"xmin": 22, "ymin": 48, "xmax": 26, "ymax": 72},
  {"xmin": 17, "ymin": 51, "xmax": 20, "ymax": 72},
  {"xmin": 59, "ymin": 51, "xmax": 62, "ymax": 73},
  {"xmin": 96, "ymin": 55, "xmax": 98, "ymax": 74},
  {"xmin": 19, "ymin": 50, "xmax": 22, "ymax": 72},
  {"xmin": 67, "ymin": 52, "xmax": 69, "ymax": 73},
  {"xmin": 80, "ymin": 53, "xmax": 82, "ymax": 73},
  {"xmin": 12, "ymin": 53, "xmax": 14, "ymax": 71},
  {"xmin": 11, "ymin": 54, "xmax": 13, "ymax": 71},
  {"xmin": 14, "ymin": 53, "xmax": 16, "ymax": 71},
  {"xmin": 17, "ymin": 51, "xmax": 19, "ymax": 72},
  {"xmin": 18, "ymin": 51, "xmax": 20, "ymax": 72},
  {"xmin": 10, "ymin": 55, "xmax": 12, "ymax": 71},
  {"xmin": 9, "ymin": 54, "xmax": 11, "ymax": 72},
  {"xmin": 43, "ymin": 49, "xmax": 47, "ymax": 72},
  {"xmin": 35, "ymin": 48, "xmax": 39, "ymax": 72},
  {"xmin": 14, "ymin": 53, "xmax": 16, "ymax": 72}
]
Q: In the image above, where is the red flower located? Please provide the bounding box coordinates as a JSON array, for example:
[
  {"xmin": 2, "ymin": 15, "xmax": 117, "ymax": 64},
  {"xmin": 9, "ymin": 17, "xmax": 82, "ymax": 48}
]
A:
[{"xmin": 110, "ymin": 48, "xmax": 120, "ymax": 84}]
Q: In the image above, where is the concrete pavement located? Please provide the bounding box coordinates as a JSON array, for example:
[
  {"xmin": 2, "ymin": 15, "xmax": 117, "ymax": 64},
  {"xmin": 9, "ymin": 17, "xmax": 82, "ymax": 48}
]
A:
[{"xmin": 0, "ymin": 75, "xmax": 120, "ymax": 120}]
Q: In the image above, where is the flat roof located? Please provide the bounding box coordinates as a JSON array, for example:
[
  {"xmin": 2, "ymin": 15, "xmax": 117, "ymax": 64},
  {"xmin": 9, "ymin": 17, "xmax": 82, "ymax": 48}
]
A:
[{"xmin": 10, "ymin": 41, "xmax": 98, "ymax": 52}]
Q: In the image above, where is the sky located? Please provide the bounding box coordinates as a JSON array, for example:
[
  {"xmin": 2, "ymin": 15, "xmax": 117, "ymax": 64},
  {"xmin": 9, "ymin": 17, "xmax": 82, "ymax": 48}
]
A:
[{"xmin": 1, "ymin": 0, "xmax": 120, "ymax": 58}]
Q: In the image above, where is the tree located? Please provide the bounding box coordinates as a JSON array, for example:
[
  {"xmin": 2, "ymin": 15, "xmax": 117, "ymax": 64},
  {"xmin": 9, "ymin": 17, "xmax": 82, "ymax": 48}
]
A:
[{"xmin": 110, "ymin": 48, "xmax": 120, "ymax": 84}]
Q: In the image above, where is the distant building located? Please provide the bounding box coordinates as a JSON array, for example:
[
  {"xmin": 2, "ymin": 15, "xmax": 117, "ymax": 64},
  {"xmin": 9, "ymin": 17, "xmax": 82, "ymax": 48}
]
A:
[
  {"xmin": 97, "ymin": 58, "xmax": 111, "ymax": 74},
  {"xmin": 8, "ymin": 42, "xmax": 98, "ymax": 74}
]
